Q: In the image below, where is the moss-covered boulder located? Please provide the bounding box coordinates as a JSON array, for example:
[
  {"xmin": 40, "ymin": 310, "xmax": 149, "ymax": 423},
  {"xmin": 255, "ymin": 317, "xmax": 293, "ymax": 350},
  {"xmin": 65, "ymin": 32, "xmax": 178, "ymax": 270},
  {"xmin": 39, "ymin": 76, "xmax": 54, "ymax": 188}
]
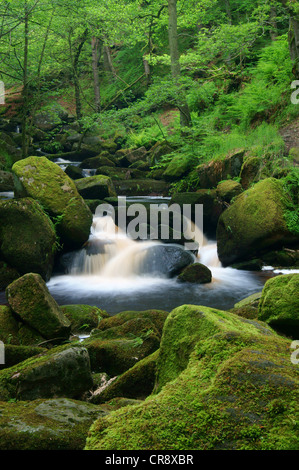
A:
[
  {"xmin": 0, "ymin": 344, "xmax": 93, "ymax": 401},
  {"xmin": 12, "ymin": 156, "xmax": 93, "ymax": 250},
  {"xmin": 216, "ymin": 179, "xmax": 243, "ymax": 203},
  {"xmin": 216, "ymin": 178, "xmax": 298, "ymax": 266},
  {"xmin": 85, "ymin": 305, "xmax": 299, "ymax": 451},
  {"xmin": 0, "ymin": 398, "xmax": 106, "ymax": 450},
  {"xmin": 60, "ymin": 304, "xmax": 109, "ymax": 333},
  {"xmin": 75, "ymin": 175, "xmax": 116, "ymax": 200},
  {"xmin": 6, "ymin": 273, "xmax": 71, "ymax": 341},
  {"xmin": 79, "ymin": 155, "xmax": 116, "ymax": 169},
  {"xmin": 83, "ymin": 310, "xmax": 168, "ymax": 375},
  {"xmin": 0, "ymin": 305, "xmax": 45, "ymax": 346},
  {"xmin": 177, "ymin": 262, "xmax": 212, "ymax": 284},
  {"xmin": 258, "ymin": 274, "xmax": 299, "ymax": 338},
  {"xmin": 230, "ymin": 292, "xmax": 262, "ymax": 319},
  {"xmin": 0, "ymin": 198, "xmax": 57, "ymax": 280},
  {"xmin": 163, "ymin": 155, "xmax": 194, "ymax": 181},
  {"xmin": 91, "ymin": 349, "xmax": 159, "ymax": 404},
  {"xmin": 64, "ymin": 164, "xmax": 84, "ymax": 180}
]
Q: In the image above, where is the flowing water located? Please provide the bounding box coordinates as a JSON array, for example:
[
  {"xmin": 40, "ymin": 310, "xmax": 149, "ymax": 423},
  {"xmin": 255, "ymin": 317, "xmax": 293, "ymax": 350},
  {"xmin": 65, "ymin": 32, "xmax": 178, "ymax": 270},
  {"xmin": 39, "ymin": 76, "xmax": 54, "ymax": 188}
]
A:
[{"xmin": 46, "ymin": 199, "xmax": 266, "ymax": 314}]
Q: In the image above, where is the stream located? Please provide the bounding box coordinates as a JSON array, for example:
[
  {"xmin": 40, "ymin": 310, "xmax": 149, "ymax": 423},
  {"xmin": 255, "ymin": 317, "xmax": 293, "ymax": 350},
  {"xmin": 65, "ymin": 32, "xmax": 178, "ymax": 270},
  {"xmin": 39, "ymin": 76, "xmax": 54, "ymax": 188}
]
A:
[{"xmin": 0, "ymin": 189, "xmax": 294, "ymax": 316}]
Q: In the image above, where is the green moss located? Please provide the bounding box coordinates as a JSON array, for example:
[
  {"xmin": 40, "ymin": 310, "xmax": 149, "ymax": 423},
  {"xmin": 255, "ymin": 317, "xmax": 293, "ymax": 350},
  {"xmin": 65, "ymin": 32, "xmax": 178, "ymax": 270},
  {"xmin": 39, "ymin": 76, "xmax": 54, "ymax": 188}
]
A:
[
  {"xmin": 0, "ymin": 305, "xmax": 45, "ymax": 347},
  {"xmin": 0, "ymin": 343, "xmax": 91, "ymax": 401},
  {"xmin": 217, "ymin": 178, "xmax": 298, "ymax": 266},
  {"xmin": 0, "ymin": 398, "xmax": 105, "ymax": 450},
  {"xmin": 61, "ymin": 305, "xmax": 109, "ymax": 333},
  {"xmin": 91, "ymin": 349, "xmax": 159, "ymax": 404},
  {"xmin": 85, "ymin": 305, "xmax": 299, "ymax": 451},
  {"xmin": 0, "ymin": 198, "xmax": 57, "ymax": 280},
  {"xmin": 258, "ymin": 274, "xmax": 299, "ymax": 337},
  {"xmin": 12, "ymin": 157, "xmax": 93, "ymax": 249},
  {"xmin": 177, "ymin": 263, "xmax": 212, "ymax": 284}
]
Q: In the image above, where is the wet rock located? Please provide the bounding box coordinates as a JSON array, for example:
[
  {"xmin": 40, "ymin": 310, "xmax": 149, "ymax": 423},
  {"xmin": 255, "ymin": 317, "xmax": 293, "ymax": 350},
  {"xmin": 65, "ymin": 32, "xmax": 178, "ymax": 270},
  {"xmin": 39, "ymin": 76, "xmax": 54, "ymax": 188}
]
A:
[
  {"xmin": 177, "ymin": 262, "xmax": 212, "ymax": 284},
  {"xmin": 142, "ymin": 244, "xmax": 195, "ymax": 277},
  {"xmin": 64, "ymin": 164, "xmax": 84, "ymax": 180}
]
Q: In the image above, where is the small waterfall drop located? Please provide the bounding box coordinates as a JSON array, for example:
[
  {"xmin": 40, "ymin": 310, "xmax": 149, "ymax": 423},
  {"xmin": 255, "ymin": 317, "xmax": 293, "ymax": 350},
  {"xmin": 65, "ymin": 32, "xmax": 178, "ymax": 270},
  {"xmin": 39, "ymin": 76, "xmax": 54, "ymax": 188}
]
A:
[
  {"xmin": 47, "ymin": 212, "xmax": 263, "ymax": 313},
  {"xmin": 70, "ymin": 215, "xmax": 161, "ymax": 278}
]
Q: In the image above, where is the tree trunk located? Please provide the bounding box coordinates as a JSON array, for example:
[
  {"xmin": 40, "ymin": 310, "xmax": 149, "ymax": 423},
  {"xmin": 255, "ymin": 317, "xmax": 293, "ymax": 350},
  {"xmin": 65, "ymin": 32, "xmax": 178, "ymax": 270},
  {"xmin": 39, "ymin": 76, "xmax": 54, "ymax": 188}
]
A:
[
  {"xmin": 21, "ymin": 0, "xmax": 29, "ymax": 158},
  {"xmin": 69, "ymin": 28, "xmax": 88, "ymax": 121},
  {"xmin": 270, "ymin": 5, "xmax": 278, "ymax": 40},
  {"xmin": 167, "ymin": 0, "xmax": 191, "ymax": 128},
  {"xmin": 278, "ymin": 0, "xmax": 299, "ymax": 78},
  {"xmin": 103, "ymin": 45, "xmax": 116, "ymax": 77},
  {"xmin": 91, "ymin": 37, "xmax": 102, "ymax": 113},
  {"xmin": 289, "ymin": 16, "xmax": 299, "ymax": 78}
]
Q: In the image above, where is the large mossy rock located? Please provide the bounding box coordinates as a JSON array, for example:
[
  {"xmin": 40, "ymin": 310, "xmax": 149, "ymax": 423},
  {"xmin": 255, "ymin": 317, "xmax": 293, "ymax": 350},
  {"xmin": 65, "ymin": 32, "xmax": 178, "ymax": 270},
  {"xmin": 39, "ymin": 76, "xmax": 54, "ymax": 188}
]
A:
[
  {"xmin": 85, "ymin": 305, "xmax": 299, "ymax": 451},
  {"xmin": 12, "ymin": 156, "xmax": 93, "ymax": 250},
  {"xmin": 258, "ymin": 274, "xmax": 299, "ymax": 338},
  {"xmin": 75, "ymin": 175, "xmax": 116, "ymax": 200},
  {"xmin": 0, "ymin": 344, "xmax": 93, "ymax": 401},
  {"xmin": 6, "ymin": 273, "xmax": 71, "ymax": 341},
  {"xmin": 0, "ymin": 198, "xmax": 57, "ymax": 280},
  {"xmin": 0, "ymin": 398, "xmax": 106, "ymax": 450},
  {"xmin": 216, "ymin": 178, "xmax": 298, "ymax": 266}
]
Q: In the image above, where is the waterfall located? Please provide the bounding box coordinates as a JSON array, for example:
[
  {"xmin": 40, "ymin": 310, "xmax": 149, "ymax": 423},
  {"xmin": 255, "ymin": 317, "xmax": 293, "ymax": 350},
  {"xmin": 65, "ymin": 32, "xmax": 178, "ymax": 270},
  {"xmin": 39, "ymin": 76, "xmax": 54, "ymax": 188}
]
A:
[
  {"xmin": 47, "ymin": 213, "xmax": 262, "ymax": 313},
  {"xmin": 69, "ymin": 215, "xmax": 186, "ymax": 278}
]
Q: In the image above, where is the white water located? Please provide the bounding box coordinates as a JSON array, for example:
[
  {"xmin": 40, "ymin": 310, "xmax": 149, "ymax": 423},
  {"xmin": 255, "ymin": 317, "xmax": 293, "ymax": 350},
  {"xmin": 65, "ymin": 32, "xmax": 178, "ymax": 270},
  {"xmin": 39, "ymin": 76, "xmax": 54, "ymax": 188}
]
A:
[{"xmin": 47, "ymin": 214, "xmax": 264, "ymax": 313}]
